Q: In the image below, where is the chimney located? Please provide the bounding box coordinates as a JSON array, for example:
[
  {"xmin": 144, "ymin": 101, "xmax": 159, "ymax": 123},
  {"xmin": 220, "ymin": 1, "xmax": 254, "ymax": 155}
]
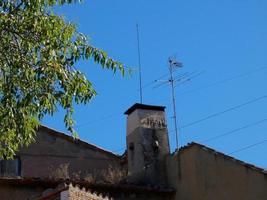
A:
[{"xmin": 124, "ymin": 103, "xmax": 170, "ymax": 185}]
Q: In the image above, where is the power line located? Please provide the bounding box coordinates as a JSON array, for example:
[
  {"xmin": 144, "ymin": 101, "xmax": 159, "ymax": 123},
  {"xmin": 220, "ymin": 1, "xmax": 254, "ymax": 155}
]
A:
[
  {"xmin": 180, "ymin": 66, "xmax": 267, "ymax": 96},
  {"xmin": 75, "ymin": 113, "xmax": 121, "ymax": 128},
  {"xmin": 179, "ymin": 94, "xmax": 267, "ymax": 129},
  {"xmin": 228, "ymin": 139, "xmax": 267, "ymax": 155},
  {"xmin": 174, "ymin": 70, "xmax": 205, "ymax": 88},
  {"xmin": 141, "ymin": 73, "xmax": 169, "ymax": 89},
  {"xmin": 153, "ymin": 72, "xmax": 189, "ymax": 90},
  {"xmin": 154, "ymin": 66, "xmax": 267, "ymax": 104},
  {"xmin": 141, "ymin": 71, "xmax": 186, "ymax": 90},
  {"xmin": 200, "ymin": 118, "xmax": 267, "ymax": 143},
  {"xmin": 146, "ymin": 70, "xmax": 204, "ymax": 104},
  {"xmin": 141, "ymin": 68, "xmax": 197, "ymax": 90}
]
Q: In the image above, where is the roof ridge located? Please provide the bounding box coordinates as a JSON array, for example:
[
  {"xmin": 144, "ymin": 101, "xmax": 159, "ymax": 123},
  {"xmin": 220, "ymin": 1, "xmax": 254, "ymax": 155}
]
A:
[
  {"xmin": 175, "ymin": 141, "xmax": 267, "ymax": 175},
  {"xmin": 39, "ymin": 125, "xmax": 121, "ymax": 159}
]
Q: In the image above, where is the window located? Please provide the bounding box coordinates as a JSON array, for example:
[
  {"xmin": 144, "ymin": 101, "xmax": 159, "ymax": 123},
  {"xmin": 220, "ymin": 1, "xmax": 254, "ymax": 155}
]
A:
[{"xmin": 0, "ymin": 157, "xmax": 21, "ymax": 177}]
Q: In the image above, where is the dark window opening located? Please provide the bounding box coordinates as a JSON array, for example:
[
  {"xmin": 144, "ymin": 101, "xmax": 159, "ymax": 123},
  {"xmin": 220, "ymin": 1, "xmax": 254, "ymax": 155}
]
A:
[
  {"xmin": 129, "ymin": 142, "xmax": 135, "ymax": 151},
  {"xmin": 0, "ymin": 157, "xmax": 21, "ymax": 177}
]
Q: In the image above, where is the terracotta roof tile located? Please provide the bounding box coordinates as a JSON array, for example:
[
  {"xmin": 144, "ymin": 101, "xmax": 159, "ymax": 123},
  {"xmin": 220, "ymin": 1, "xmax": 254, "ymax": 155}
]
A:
[{"xmin": 0, "ymin": 177, "xmax": 175, "ymax": 195}]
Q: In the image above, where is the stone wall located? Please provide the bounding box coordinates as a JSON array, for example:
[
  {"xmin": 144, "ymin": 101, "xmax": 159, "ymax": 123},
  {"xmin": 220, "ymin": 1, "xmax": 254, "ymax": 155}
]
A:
[
  {"xmin": 0, "ymin": 184, "xmax": 46, "ymax": 200},
  {"xmin": 166, "ymin": 144, "xmax": 267, "ymax": 200},
  {"xmin": 19, "ymin": 127, "xmax": 123, "ymax": 182}
]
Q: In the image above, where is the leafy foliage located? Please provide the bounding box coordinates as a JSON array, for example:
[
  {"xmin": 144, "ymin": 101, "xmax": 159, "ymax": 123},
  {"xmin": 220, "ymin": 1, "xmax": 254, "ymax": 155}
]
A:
[{"xmin": 0, "ymin": 0, "xmax": 125, "ymax": 158}]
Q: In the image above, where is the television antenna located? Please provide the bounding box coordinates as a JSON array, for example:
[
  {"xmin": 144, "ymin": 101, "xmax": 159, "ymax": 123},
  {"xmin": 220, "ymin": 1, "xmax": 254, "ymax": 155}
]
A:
[
  {"xmin": 153, "ymin": 56, "xmax": 205, "ymax": 149},
  {"xmin": 168, "ymin": 57, "xmax": 182, "ymax": 149},
  {"xmin": 154, "ymin": 57, "xmax": 183, "ymax": 149},
  {"xmin": 136, "ymin": 23, "xmax": 143, "ymax": 103}
]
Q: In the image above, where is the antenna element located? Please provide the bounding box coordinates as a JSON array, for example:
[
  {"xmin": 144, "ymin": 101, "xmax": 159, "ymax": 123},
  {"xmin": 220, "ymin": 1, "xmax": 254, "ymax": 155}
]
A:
[
  {"xmin": 136, "ymin": 23, "xmax": 143, "ymax": 103},
  {"xmin": 168, "ymin": 57, "xmax": 182, "ymax": 149}
]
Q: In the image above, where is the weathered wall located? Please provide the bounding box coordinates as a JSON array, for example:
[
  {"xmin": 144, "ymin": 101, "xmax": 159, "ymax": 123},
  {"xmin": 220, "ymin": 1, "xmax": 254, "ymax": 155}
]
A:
[
  {"xmin": 126, "ymin": 107, "xmax": 170, "ymax": 186},
  {"xmin": 19, "ymin": 127, "xmax": 122, "ymax": 181},
  {"xmin": 166, "ymin": 145, "xmax": 267, "ymax": 200},
  {"xmin": 0, "ymin": 184, "xmax": 45, "ymax": 200},
  {"xmin": 112, "ymin": 194, "xmax": 171, "ymax": 200},
  {"xmin": 127, "ymin": 127, "xmax": 170, "ymax": 185},
  {"xmin": 0, "ymin": 182, "xmax": 172, "ymax": 200}
]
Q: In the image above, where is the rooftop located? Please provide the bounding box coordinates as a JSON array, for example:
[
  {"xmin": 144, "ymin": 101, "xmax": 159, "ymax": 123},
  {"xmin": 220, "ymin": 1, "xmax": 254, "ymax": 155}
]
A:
[
  {"xmin": 177, "ymin": 142, "xmax": 267, "ymax": 175},
  {"xmin": 124, "ymin": 103, "xmax": 165, "ymax": 115}
]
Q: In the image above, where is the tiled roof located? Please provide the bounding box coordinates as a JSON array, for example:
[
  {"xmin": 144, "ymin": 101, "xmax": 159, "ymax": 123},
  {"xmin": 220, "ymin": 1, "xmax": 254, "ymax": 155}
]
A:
[
  {"xmin": 176, "ymin": 142, "xmax": 267, "ymax": 175},
  {"xmin": 0, "ymin": 177, "xmax": 175, "ymax": 195},
  {"xmin": 37, "ymin": 187, "xmax": 66, "ymax": 200}
]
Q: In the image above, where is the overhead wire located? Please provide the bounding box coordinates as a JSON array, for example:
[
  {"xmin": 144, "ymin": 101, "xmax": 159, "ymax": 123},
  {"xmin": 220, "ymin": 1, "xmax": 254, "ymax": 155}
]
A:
[
  {"xmin": 75, "ymin": 92, "xmax": 267, "ymax": 152},
  {"xmin": 148, "ymin": 71, "xmax": 204, "ymax": 103},
  {"xmin": 74, "ymin": 93, "xmax": 267, "ymax": 149},
  {"xmin": 155, "ymin": 66, "xmax": 267, "ymax": 104},
  {"xmin": 178, "ymin": 94, "xmax": 267, "ymax": 130},
  {"xmin": 75, "ymin": 113, "xmax": 121, "ymax": 128},
  {"xmin": 174, "ymin": 70, "xmax": 206, "ymax": 88},
  {"xmin": 200, "ymin": 118, "xmax": 267, "ymax": 143},
  {"xmin": 73, "ymin": 67, "xmax": 267, "ymax": 153},
  {"xmin": 140, "ymin": 73, "xmax": 169, "ymax": 89},
  {"xmin": 228, "ymin": 139, "xmax": 267, "ymax": 155},
  {"xmin": 153, "ymin": 72, "xmax": 189, "ymax": 89},
  {"xmin": 179, "ymin": 66, "xmax": 267, "ymax": 96}
]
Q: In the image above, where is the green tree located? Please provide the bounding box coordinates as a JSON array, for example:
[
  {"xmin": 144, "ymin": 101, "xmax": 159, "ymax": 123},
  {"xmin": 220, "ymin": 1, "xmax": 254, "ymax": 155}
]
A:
[{"xmin": 0, "ymin": 0, "xmax": 126, "ymax": 158}]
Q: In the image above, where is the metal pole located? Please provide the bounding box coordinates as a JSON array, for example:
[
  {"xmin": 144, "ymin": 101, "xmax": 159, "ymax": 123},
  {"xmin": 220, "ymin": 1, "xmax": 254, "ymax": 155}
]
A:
[
  {"xmin": 136, "ymin": 23, "xmax": 143, "ymax": 103},
  {"xmin": 169, "ymin": 60, "xmax": 179, "ymax": 149}
]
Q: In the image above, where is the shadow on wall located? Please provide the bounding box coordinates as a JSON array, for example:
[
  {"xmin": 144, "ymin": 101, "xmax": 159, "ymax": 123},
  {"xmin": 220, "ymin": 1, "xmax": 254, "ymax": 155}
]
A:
[{"xmin": 48, "ymin": 163, "xmax": 127, "ymax": 184}]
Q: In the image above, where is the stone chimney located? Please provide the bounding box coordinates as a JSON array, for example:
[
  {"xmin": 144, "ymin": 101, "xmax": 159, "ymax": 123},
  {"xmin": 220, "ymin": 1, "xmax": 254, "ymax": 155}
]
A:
[{"xmin": 124, "ymin": 103, "xmax": 170, "ymax": 185}]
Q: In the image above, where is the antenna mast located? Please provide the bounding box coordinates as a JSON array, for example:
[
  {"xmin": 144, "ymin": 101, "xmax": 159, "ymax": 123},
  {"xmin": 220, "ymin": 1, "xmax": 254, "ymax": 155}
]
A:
[
  {"xmin": 136, "ymin": 23, "xmax": 143, "ymax": 103},
  {"xmin": 153, "ymin": 58, "xmax": 203, "ymax": 149},
  {"xmin": 168, "ymin": 57, "xmax": 182, "ymax": 149}
]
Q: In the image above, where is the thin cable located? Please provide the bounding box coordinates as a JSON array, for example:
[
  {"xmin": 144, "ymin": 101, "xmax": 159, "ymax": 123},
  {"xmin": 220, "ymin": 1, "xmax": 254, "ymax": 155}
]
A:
[
  {"xmin": 201, "ymin": 118, "xmax": 267, "ymax": 143},
  {"xmin": 179, "ymin": 94, "xmax": 267, "ymax": 129},
  {"xmin": 157, "ymin": 66, "xmax": 267, "ymax": 103},
  {"xmin": 228, "ymin": 140, "xmax": 267, "ymax": 155},
  {"xmin": 75, "ymin": 113, "xmax": 121, "ymax": 128},
  {"xmin": 142, "ymin": 69, "xmax": 189, "ymax": 90},
  {"xmin": 154, "ymin": 72, "xmax": 192, "ymax": 89},
  {"xmin": 174, "ymin": 70, "xmax": 205, "ymax": 88},
  {"xmin": 180, "ymin": 66, "xmax": 267, "ymax": 96},
  {"xmin": 141, "ymin": 73, "xmax": 169, "ymax": 89}
]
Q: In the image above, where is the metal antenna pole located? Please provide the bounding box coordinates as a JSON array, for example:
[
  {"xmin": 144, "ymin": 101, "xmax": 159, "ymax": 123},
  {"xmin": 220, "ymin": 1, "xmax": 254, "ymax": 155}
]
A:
[
  {"xmin": 169, "ymin": 59, "xmax": 179, "ymax": 149},
  {"xmin": 153, "ymin": 56, "xmax": 184, "ymax": 148},
  {"xmin": 136, "ymin": 23, "xmax": 143, "ymax": 103}
]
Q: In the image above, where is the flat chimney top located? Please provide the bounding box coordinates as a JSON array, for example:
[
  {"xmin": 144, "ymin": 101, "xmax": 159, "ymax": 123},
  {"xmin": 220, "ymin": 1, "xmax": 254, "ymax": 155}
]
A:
[{"xmin": 124, "ymin": 103, "xmax": 165, "ymax": 115}]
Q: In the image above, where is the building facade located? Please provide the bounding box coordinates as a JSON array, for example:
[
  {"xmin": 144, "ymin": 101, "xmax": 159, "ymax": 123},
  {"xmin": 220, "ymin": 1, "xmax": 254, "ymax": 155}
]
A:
[{"xmin": 0, "ymin": 103, "xmax": 266, "ymax": 200}]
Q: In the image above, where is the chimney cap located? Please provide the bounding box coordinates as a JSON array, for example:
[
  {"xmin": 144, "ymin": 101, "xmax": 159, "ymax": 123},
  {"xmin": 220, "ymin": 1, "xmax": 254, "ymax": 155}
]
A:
[{"xmin": 124, "ymin": 103, "xmax": 165, "ymax": 115}]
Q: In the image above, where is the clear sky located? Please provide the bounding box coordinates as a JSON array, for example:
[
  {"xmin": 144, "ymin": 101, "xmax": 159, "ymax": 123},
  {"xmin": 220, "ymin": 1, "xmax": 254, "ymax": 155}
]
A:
[{"xmin": 43, "ymin": 0, "xmax": 267, "ymax": 168}]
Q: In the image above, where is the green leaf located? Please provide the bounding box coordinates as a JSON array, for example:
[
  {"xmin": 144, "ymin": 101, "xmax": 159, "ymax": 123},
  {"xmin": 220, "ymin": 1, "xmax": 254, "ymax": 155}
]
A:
[{"xmin": 0, "ymin": 0, "xmax": 127, "ymax": 158}]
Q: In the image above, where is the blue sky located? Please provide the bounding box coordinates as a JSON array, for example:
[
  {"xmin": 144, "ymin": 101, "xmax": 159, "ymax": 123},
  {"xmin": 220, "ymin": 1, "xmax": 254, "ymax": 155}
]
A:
[{"xmin": 44, "ymin": 0, "xmax": 267, "ymax": 168}]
